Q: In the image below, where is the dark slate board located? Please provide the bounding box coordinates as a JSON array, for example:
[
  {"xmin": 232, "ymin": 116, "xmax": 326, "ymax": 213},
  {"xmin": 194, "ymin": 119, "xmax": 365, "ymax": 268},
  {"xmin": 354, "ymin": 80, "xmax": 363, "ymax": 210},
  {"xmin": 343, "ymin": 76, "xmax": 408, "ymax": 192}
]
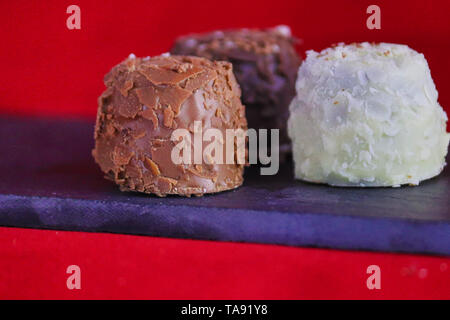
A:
[{"xmin": 0, "ymin": 116, "xmax": 449, "ymax": 255}]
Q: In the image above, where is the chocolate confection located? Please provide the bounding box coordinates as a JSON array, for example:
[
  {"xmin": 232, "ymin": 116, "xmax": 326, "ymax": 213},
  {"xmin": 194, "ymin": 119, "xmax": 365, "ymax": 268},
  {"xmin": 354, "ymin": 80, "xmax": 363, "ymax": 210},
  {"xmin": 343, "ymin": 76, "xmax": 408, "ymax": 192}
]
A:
[
  {"xmin": 92, "ymin": 54, "xmax": 247, "ymax": 197},
  {"xmin": 288, "ymin": 43, "xmax": 450, "ymax": 187},
  {"xmin": 171, "ymin": 26, "xmax": 301, "ymax": 157}
]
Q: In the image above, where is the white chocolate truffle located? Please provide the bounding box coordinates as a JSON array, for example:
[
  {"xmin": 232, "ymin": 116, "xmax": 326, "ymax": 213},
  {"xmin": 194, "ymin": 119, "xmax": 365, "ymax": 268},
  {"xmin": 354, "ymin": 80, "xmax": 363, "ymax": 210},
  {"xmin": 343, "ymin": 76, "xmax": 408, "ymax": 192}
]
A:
[{"xmin": 288, "ymin": 43, "xmax": 450, "ymax": 187}]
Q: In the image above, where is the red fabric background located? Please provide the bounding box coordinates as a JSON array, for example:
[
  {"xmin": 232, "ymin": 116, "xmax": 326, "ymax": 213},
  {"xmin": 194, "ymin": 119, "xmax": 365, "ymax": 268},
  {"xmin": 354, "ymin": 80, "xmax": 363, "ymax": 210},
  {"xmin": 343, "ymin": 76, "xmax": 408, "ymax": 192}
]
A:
[
  {"xmin": 0, "ymin": 0, "xmax": 449, "ymax": 299},
  {"xmin": 0, "ymin": 0, "xmax": 449, "ymax": 119},
  {"xmin": 1, "ymin": 227, "xmax": 449, "ymax": 300}
]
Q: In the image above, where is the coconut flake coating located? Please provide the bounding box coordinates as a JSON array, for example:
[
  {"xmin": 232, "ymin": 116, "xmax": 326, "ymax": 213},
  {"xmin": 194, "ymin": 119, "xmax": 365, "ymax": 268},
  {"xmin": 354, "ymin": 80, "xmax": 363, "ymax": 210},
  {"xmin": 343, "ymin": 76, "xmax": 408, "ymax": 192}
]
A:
[{"xmin": 288, "ymin": 43, "xmax": 450, "ymax": 187}]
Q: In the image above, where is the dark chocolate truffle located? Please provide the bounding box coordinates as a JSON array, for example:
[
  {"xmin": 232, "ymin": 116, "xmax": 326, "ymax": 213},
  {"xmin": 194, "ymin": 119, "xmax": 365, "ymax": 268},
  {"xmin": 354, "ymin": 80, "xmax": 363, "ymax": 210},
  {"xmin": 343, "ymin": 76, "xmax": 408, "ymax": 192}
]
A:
[
  {"xmin": 93, "ymin": 54, "xmax": 247, "ymax": 197},
  {"xmin": 171, "ymin": 26, "xmax": 301, "ymax": 157}
]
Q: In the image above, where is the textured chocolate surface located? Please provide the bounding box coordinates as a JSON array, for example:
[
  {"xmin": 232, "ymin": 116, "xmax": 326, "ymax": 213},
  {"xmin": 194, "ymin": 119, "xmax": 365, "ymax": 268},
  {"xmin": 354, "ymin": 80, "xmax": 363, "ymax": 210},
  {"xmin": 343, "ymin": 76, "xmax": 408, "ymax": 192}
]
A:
[
  {"xmin": 171, "ymin": 26, "xmax": 302, "ymax": 156},
  {"xmin": 93, "ymin": 55, "xmax": 247, "ymax": 196}
]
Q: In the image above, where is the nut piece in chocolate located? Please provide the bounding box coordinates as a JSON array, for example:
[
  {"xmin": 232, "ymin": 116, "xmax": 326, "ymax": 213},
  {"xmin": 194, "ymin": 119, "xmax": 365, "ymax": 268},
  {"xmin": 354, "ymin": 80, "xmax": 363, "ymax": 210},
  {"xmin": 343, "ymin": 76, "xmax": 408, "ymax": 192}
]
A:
[
  {"xmin": 92, "ymin": 54, "xmax": 248, "ymax": 197},
  {"xmin": 171, "ymin": 26, "xmax": 301, "ymax": 158}
]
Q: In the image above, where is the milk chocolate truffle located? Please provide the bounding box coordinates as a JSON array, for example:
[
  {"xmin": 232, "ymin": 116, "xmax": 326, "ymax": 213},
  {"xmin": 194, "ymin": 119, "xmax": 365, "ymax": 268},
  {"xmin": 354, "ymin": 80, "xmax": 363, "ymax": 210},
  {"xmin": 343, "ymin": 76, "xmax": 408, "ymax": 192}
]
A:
[
  {"xmin": 288, "ymin": 43, "xmax": 450, "ymax": 187},
  {"xmin": 93, "ymin": 54, "xmax": 247, "ymax": 196},
  {"xmin": 171, "ymin": 26, "xmax": 301, "ymax": 156}
]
